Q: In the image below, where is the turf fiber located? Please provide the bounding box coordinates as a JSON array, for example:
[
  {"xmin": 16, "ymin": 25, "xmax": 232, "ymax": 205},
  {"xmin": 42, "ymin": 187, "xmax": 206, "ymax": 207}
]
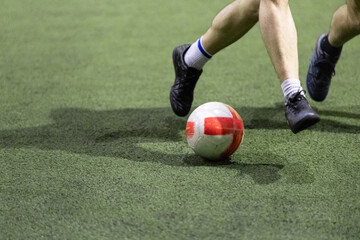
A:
[{"xmin": 0, "ymin": 0, "xmax": 359, "ymax": 239}]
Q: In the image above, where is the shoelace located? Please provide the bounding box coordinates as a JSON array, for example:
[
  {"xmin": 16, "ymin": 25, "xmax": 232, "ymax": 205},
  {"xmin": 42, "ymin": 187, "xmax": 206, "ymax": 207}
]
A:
[{"xmin": 287, "ymin": 90, "xmax": 306, "ymax": 104}]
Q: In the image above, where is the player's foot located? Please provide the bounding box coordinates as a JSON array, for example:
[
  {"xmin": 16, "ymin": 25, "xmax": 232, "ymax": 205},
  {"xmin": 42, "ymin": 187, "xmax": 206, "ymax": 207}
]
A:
[
  {"xmin": 285, "ymin": 91, "xmax": 320, "ymax": 134},
  {"xmin": 306, "ymin": 34, "xmax": 341, "ymax": 102},
  {"xmin": 170, "ymin": 44, "xmax": 202, "ymax": 116}
]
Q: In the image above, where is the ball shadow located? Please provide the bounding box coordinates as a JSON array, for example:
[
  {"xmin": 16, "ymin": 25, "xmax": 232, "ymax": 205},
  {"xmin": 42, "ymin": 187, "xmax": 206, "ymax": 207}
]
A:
[{"xmin": 183, "ymin": 154, "xmax": 285, "ymax": 185}]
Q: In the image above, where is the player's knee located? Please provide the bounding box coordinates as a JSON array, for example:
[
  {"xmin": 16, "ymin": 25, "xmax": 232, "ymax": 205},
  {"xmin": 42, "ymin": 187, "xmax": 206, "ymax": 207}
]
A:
[
  {"xmin": 348, "ymin": 0, "xmax": 360, "ymax": 33},
  {"xmin": 211, "ymin": 3, "xmax": 258, "ymax": 33},
  {"xmin": 261, "ymin": 0, "xmax": 289, "ymax": 8}
]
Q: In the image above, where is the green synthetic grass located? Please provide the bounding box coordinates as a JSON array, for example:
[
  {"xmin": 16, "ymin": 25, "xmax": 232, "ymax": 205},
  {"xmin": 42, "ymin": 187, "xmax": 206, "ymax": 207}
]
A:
[{"xmin": 0, "ymin": 0, "xmax": 359, "ymax": 239}]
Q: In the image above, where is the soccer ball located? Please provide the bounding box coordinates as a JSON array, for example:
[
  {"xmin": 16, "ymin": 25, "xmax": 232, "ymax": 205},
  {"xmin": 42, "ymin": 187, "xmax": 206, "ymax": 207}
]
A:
[{"xmin": 186, "ymin": 102, "xmax": 244, "ymax": 160}]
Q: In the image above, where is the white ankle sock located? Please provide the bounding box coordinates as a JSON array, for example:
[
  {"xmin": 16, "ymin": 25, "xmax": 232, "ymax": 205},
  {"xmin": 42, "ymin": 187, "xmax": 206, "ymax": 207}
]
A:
[
  {"xmin": 281, "ymin": 79, "xmax": 305, "ymax": 101},
  {"xmin": 184, "ymin": 37, "xmax": 212, "ymax": 70}
]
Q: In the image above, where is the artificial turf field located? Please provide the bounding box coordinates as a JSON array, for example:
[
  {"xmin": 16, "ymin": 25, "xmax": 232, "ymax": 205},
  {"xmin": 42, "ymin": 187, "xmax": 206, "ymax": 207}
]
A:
[{"xmin": 1, "ymin": 0, "xmax": 360, "ymax": 239}]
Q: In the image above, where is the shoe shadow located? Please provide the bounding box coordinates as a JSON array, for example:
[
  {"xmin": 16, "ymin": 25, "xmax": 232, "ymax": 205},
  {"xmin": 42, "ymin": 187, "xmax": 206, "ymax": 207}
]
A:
[
  {"xmin": 313, "ymin": 107, "xmax": 360, "ymax": 134},
  {"xmin": 320, "ymin": 109, "xmax": 360, "ymax": 119}
]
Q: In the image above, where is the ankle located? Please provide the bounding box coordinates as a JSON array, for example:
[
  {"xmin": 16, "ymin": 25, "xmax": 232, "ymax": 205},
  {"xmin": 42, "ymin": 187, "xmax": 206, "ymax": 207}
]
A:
[
  {"xmin": 321, "ymin": 34, "xmax": 342, "ymax": 58},
  {"xmin": 184, "ymin": 37, "xmax": 212, "ymax": 70},
  {"xmin": 281, "ymin": 79, "xmax": 305, "ymax": 102}
]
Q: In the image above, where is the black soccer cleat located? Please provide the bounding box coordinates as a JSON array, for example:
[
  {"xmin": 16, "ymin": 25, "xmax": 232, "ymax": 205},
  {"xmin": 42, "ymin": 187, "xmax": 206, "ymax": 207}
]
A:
[
  {"xmin": 170, "ymin": 44, "xmax": 202, "ymax": 117},
  {"xmin": 306, "ymin": 34, "xmax": 341, "ymax": 102},
  {"xmin": 285, "ymin": 91, "xmax": 320, "ymax": 134}
]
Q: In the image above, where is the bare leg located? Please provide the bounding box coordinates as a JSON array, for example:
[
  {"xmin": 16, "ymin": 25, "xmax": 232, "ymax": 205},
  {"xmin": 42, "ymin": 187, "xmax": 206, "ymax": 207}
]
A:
[
  {"xmin": 199, "ymin": 0, "xmax": 299, "ymax": 83},
  {"xmin": 171, "ymin": 0, "xmax": 319, "ymax": 132},
  {"xmin": 328, "ymin": 0, "xmax": 360, "ymax": 47},
  {"xmin": 259, "ymin": 0, "xmax": 298, "ymax": 83},
  {"xmin": 201, "ymin": 0, "xmax": 260, "ymax": 55}
]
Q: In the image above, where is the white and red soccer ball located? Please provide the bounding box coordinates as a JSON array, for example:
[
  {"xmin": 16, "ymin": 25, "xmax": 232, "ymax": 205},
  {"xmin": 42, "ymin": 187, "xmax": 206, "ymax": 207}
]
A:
[{"xmin": 186, "ymin": 102, "xmax": 244, "ymax": 160}]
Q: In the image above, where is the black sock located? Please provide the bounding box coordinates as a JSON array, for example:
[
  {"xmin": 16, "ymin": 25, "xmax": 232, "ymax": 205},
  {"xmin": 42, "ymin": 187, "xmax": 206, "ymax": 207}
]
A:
[{"xmin": 320, "ymin": 35, "xmax": 342, "ymax": 58}]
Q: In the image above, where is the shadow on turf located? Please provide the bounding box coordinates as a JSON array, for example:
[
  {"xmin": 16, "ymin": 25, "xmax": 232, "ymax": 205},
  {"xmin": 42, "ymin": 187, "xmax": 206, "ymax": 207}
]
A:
[
  {"xmin": 183, "ymin": 153, "xmax": 316, "ymax": 185},
  {"xmin": 314, "ymin": 108, "xmax": 360, "ymax": 133},
  {"xmin": 0, "ymin": 106, "xmax": 358, "ymax": 166},
  {"xmin": 183, "ymin": 155, "xmax": 285, "ymax": 185}
]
